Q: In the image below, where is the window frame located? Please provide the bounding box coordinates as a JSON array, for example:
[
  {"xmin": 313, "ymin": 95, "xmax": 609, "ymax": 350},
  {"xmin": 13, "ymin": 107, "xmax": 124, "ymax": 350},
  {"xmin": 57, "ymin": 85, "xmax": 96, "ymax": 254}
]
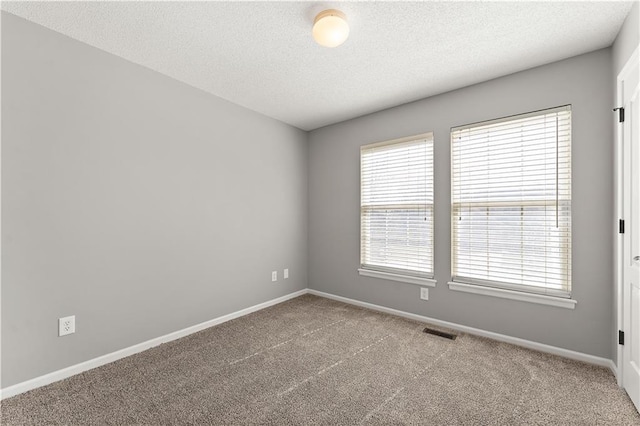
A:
[
  {"xmin": 449, "ymin": 106, "xmax": 573, "ymax": 304},
  {"xmin": 358, "ymin": 132, "xmax": 436, "ymax": 287}
]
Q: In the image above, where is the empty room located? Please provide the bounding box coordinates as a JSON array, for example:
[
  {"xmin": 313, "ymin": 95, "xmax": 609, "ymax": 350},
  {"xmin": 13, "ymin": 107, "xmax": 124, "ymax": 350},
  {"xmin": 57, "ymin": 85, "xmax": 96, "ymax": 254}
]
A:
[{"xmin": 1, "ymin": 1, "xmax": 640, "ymax": 424}]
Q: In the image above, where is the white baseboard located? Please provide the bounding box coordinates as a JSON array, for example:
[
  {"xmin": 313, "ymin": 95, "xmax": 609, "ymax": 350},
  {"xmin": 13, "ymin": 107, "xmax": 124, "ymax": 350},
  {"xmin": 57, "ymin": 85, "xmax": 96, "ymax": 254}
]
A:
[
  {"xmin": 2, "ymin": 287, "xmax": 617, "ymax": 400},
  {"xmin": 308, "ymin": 289, "xmax": 616, "ymax": 375},
  {"xmin": 0, "ymin": 289, "xmax": 308, "ymax": 400}
]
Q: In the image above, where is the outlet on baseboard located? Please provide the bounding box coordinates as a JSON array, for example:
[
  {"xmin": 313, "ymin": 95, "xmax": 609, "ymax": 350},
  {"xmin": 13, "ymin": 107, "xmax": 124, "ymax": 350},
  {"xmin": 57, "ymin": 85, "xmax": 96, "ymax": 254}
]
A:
[
  {"xmin": 420, "ymin": 288, "xmax": 429, "ymax": 301},
  {"xmin": 59, "ymin": 315, "xmax": 76, "ymax": 336},
  {"xmin": 272, "ymin": 271, "xmax": 277, "ymax": 282}
]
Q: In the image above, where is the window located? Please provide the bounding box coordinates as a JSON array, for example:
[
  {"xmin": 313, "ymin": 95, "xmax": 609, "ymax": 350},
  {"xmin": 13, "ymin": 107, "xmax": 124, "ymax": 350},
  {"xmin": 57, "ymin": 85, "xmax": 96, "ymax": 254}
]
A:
[
  {"xmin": 360, "ymin": 133, "xmax": 434, "ymax": 284},
  {"xmin": 451, "ymin": 106, "xmax": 571, "ymax": 299}
]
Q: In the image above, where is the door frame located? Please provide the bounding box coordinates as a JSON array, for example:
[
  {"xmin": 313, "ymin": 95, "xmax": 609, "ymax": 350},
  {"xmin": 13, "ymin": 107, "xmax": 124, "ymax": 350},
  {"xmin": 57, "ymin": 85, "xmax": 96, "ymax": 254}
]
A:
[{"xmin": 616, "ymin": 46, "xmax": 639, "ymax": 388}]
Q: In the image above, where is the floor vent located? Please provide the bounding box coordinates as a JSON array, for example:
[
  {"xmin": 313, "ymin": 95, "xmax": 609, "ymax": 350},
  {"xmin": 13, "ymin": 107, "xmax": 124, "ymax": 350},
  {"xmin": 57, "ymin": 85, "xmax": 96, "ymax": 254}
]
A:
[{"xmin": 423, "ymin": 327, "xmax": 457, "ymax": 340}]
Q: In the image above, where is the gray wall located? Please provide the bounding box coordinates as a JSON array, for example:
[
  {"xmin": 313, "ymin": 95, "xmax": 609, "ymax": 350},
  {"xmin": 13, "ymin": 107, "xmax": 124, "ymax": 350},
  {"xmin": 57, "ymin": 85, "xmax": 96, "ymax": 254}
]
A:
[
  {"xmin": 611, "ymin": 1, "xmax": 639, "ymax": 366},
  {"xmin": 309, "ymin": 49, "xmax": 614, "ymax": 359},
  {"xmin": 1, "ymin": 13, "xmax": 308, "ymax": 388},
  {"xmin": 613, "ymin": 1, "xmax": 639, "ymax": 77}
]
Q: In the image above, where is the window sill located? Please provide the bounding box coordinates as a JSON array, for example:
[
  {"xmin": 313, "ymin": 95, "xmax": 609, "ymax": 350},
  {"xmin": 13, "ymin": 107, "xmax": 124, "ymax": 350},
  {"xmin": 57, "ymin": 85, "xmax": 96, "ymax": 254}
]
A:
[
  {"xmin": 447, "ymin": 281, "xmax": 577, "ymax": 309},
  {"xmin": 358, "ymin": 269, "xmax": 436, "ymax": 287}
]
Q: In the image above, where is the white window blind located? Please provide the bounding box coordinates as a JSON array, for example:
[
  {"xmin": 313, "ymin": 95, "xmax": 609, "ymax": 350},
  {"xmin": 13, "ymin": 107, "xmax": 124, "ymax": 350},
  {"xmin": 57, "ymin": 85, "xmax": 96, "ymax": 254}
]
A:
[
  {"xmin": 451, "ymin": 106, "xmax": 571, "ymax": 298},
  {"xmin": 360, "ymin": 133, "xmax": 434, "ymax": 278}
]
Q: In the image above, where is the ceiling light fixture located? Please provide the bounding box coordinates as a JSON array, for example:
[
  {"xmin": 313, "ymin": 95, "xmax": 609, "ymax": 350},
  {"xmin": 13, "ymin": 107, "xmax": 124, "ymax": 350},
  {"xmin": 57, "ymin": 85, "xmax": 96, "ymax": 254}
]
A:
[{"xmin": 312, "ymin": 9, "xmax": 349, "ymax": 48}]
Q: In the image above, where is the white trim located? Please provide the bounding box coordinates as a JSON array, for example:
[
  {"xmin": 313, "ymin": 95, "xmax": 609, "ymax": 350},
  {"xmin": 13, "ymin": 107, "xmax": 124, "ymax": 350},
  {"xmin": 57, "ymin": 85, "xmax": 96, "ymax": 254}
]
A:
[
  {"xmin": 307, "ymin": 289, "xmax": 612, "ymax": 373},
  {"xmin": 451, "ymin": 104, "xmax": 571, "ymax": 132},
  {"xmin": 0, "ymin": 289, "xmax": 308, "ymax": 400},
  {"xmin": 0, "ymin": 11, "xmax": 4, "ymax": 400},
  {"xmin": 447, "ymin": 281, "xmax": 577, "ymax": 309},
  {"xmin": 615, "ymin": 45, "xmax": 640, "ymax": 388},
  {"xmin": 615, "ymin": 62, "xmax": 624, "ymax": 387},
  {"xmin": 360, "ymin": 131, "xmax": 434, "ymax": 150},
  {"xmin": 358, "ymin": 268, "xmax": 436, "ymax": 287},
  {"xmin": 1, "ymin": 287, "xmax": 615, "ymax": 400}
]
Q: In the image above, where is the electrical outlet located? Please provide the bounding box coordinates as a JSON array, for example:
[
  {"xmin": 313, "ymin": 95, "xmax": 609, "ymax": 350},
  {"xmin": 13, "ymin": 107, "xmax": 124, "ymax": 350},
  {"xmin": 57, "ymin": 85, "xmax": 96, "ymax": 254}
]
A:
[
  {"xmin": 284, "ymin": 268, "xmax": 289, "ymax": 279},
  {"xmin": 420, "ymin": 288, "xmax": 429, "ymax": 301},
  {"xmin": 59, "ymin": 315, "xmax": 76, "ymax": 336},
  {"xmin": 272, "ymin": 271, "xmax": 277, "ymax": 282}
]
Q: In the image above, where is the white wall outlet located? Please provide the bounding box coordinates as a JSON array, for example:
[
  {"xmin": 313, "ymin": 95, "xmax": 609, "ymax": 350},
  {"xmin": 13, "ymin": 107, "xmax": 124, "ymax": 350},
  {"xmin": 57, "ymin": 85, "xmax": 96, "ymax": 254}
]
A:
[
  {"xmin": 284, "ymin": 268, "xmax": 289, "ymax": 279},
  {"xmin": 420, "ymin": 288, "xmax": 429, "ymax": 301},
  {"xmin": 272, "ymin": 271, "xmax": 277, "ymax": 282},
  {"xmin": 59, "ymin": 315, "xmax": 76, "ymax": 336}
]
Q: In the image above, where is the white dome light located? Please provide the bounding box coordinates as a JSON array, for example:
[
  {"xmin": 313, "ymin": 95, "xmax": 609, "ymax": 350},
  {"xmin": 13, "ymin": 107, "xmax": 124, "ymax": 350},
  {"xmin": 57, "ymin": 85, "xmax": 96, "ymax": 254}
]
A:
[{"xmin": 312, "ymin": 9, "xmax": 349, "ymax": 48}]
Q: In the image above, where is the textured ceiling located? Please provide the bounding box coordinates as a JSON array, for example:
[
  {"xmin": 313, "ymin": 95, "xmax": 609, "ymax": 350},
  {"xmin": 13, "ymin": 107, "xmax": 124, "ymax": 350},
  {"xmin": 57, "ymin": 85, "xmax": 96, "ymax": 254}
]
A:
[{"xmin": 2, "ymin": 1, "xmax": 635, "ymax": 130}]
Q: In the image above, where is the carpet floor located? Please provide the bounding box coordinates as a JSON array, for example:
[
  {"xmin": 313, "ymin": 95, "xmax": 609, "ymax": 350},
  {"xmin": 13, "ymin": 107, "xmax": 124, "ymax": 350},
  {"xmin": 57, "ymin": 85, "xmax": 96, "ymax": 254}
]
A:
[{"xmin": 2, "ymin": 294, "xmax": 639, "ymax": 425}]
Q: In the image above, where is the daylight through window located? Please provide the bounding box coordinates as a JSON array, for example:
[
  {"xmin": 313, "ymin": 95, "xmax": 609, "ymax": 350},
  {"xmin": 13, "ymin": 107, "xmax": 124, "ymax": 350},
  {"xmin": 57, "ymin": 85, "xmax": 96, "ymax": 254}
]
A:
[
  {"xmin": 451, "ymin": 106, "xmax": 572, "ymax": 297},
  {"xmin": 360, "ymin": 133, "xmax": 434, "ymax": 279}
]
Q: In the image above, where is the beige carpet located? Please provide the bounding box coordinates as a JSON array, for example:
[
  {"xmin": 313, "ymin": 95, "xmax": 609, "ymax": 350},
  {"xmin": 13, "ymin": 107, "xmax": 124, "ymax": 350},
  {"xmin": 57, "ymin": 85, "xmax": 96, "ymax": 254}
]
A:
[{"xmin": 2, "ymin": 294, "xmax": 639, "ymax": 425}]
